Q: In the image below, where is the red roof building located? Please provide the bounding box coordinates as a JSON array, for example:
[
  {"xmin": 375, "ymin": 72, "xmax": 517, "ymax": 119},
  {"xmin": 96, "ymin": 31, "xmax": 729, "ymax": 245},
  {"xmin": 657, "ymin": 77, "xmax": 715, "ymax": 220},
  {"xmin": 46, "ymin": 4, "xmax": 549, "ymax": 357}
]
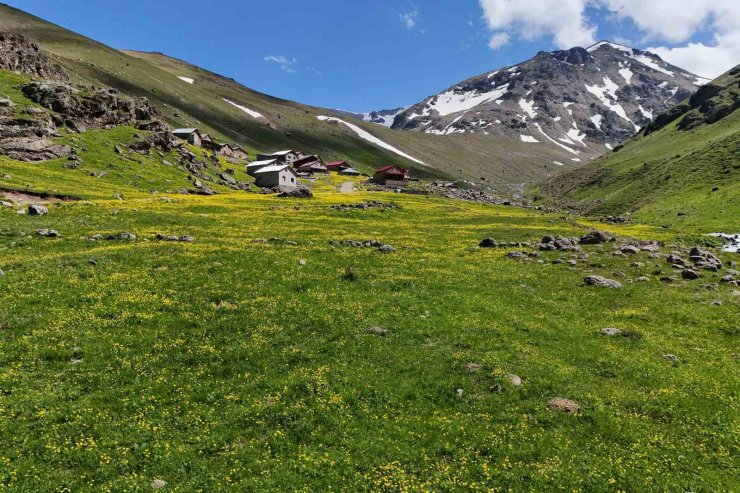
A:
[
  {"xmin": 326, "ymin": 161, "xmax": 350, "ymax": 171},
  {"xmin": 372, "ymin": 165, "xmax": 409, "ymax": 185}
]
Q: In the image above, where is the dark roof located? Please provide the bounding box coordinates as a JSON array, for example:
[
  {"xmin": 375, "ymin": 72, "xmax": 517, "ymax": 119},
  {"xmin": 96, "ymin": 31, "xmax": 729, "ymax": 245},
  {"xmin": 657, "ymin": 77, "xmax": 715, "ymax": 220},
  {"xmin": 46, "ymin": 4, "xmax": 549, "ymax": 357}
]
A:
[
  {"xmin": 326, "ymin": 161, "xmax": 348, "ymax": 167},
  {"xmin": 293, "ymin": 155, "xmax": 323, "ymax": 167}
]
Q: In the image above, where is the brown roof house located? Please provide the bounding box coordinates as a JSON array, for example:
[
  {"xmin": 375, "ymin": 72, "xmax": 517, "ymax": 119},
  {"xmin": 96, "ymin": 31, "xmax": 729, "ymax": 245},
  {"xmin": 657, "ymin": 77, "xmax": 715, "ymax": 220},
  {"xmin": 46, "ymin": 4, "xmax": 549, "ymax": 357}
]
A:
[
  {"xmin": 372, "ymin": 165, "xmax": 409, "ymax": 185},
  {"xmin": 230, "ymin": 145, "xmax": 249, "ymax": 161},
  {"xmin": 293, "ymin": 155, "xmax": 327, "ymax": 174},
  {"xmin": 254, "ymin": 164, "xmax": 299, "ymax": 190},
  {"xmin": 172, "ymin": 128, "xmax": 203, "ymax": 147}
]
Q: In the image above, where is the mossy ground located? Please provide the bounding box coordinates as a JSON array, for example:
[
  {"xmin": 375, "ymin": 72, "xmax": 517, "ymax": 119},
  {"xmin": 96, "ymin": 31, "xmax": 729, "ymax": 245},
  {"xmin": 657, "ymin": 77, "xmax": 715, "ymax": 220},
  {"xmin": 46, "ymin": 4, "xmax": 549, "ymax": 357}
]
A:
[{"xmin": 1, "ymin": 129, "xmax": 738, "ymax": 491}]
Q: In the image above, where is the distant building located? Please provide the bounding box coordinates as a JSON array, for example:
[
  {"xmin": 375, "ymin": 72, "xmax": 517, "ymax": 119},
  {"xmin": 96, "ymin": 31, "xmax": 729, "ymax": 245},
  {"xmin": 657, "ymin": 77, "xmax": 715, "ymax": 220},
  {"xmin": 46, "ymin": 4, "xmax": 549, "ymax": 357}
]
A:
[
  {"xmin": 254, "ymin": 164, "xmax": 299, "ymax": 190},
  {"xmin": 326, "ymin": 161, "xmax": 352, "ymax": 172},
  {"xmin": 256, "ymin": 150, "xmax": 303, "ymax": 165},
  {"xmin": 372, "ymin": 165, "xmax": 409, "ymax": 185},
  {"xmin": 293, "ymin": 155, "xmax": 327, "ymax": 174},
  {"xmin": 339, "ymin": 167, "xmax": 362, "ymax": 176},
  {"xmin": 172, "ymin": 128, "xmax": 203, "ymax": 147},
  {"xmin": 230, "ymin": 145, "xmax": 249, "ymax": 161},
  {"xmin": 246, "ymin": 159, "xmax": 278, "ymax": 176}
]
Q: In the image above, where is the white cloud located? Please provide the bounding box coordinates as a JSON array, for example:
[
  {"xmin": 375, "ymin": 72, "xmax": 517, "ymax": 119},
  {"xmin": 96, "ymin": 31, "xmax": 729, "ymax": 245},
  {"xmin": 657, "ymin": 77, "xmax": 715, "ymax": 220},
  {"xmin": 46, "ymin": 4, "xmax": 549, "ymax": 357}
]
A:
[
  {"xmin": 601, "ymin": 0, "xmax": 740, "ymax": 78},
  {"xmin": 478, "ymin": 0, "xmax": 597, "ymax": 50},
  {"xmin": 264, "ymin": 55, "xmax": 297, "ymax": 73},
  {"xmin": 478, "ymin": 0, "xmax": 739, "ymax": 78},
  {"xmin": 488, "ymin": 32, "xmax": 511, "ymax": 49},
  {"xmin": 400, "ymin": 8, "xmax": 419, "ymax": 30}
]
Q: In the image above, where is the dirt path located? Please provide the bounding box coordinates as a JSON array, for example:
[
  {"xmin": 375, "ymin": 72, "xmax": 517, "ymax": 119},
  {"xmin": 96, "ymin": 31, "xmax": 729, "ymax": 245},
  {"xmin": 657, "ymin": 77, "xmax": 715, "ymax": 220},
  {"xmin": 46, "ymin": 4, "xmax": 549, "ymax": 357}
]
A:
[{"xmin": 339, "ymin": 181, "xmax": 355, "ymax": 193}]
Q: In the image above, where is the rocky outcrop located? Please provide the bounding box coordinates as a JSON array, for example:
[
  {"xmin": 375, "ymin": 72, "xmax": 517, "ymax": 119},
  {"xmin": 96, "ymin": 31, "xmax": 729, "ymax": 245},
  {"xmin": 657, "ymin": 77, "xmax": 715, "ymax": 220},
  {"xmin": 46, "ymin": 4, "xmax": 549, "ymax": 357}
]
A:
[
  {"xmin": 0, "ymin": 32, "xmax": 67, "ymax": 80},
  {"xmin": 21, "ymin": 82, "xmax": 160, "ymax": 131},
  {"xmin": 0, "ymin": 137, "xmax": 71, "ymax": 161}
]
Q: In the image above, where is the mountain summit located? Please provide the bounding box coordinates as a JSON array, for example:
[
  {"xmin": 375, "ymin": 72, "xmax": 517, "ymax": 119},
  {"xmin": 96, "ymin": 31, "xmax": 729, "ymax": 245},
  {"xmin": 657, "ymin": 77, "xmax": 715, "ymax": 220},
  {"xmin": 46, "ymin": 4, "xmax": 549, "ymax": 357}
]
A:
[{"xmin": 384, "ymin": 42, "xmax": 709, "ymax": 162}]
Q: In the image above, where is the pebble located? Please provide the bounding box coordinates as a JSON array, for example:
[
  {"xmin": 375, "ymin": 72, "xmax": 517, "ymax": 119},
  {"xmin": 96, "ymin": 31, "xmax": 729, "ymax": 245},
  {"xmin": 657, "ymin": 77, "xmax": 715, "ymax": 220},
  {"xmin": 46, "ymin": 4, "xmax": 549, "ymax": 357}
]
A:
[{"xmin": 506, "ymin": 374, "xmax": 522, "ymax": 386}]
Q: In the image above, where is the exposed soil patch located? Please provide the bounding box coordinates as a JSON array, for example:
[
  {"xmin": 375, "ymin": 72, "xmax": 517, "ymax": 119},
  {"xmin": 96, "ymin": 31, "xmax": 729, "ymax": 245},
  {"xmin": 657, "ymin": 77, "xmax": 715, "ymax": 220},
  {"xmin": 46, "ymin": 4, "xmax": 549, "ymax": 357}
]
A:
[{"xmin": 0, "ymin": 188, "xmax": 78, "ymax": 205}]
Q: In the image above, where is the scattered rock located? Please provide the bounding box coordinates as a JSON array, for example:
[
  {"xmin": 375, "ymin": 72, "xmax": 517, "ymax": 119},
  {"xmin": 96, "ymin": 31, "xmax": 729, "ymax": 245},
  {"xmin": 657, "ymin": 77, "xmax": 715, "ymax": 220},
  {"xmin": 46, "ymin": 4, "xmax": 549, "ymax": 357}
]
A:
[
  {"xmin": 663, "ymin": 354, "xmax": 680, "ymax": 364},
  {"xmin": 277, "ymin": 186, "xmax": 313, "ymax": 199},
  {"xmin": 710, "ymin": 300, "xmax": 723, "ymax": 306},
  {"xmin": 35, "ymin": 228, "xmax": 58, "ymax": 237},
  {"xmin": 378, "ymin": 244, "xmax": 396, "ymax": 253},
  {"xmin": 600, "ymin": 327, "xmax": 622, "ymax": 336},
  {"xmin": 479, "ymin": 238, "xmax": 497, "ymax": 248},
  {"xmin": 620, "ymin": 245, "xmax": 640, "ymax": 254},
  {"xmin": 583, "ymin": 275, "xmax": 623, "ymax": 288},
  {"xmin": 636, "ymin": 276, "xmax": 651, "ymax": 282},
  {"xmin": 506, "ymin": 251, "xmax": 527, "ymax": 259},
  {"xmin": 689, "ymin": 247, "xmax": 722, "ymax": 271},
  {"xmin": 298, "ymin": 259, "xmax": 306, "ymax": 266},
  {"xmin": 548, "ymin": 397, "xmax": 580, "ymax": 413},
  {"xmin": 151, "ymin": 479, "xmax": 167, "ymax": 490},
  {"xmin": 156, "ymin": 234, "xmax": 193, "ymax": 242},
  {"xmin": 489, "ymin": 384, "xmax": 503, "ymax": 393},
  {"xmin": 27, "ymin": 203, "xmax": 49, "ymax": 215},
  {"xmin": 368, "ymin": 326, "xmax": 388, "ymax": 336},
  {"xmin": 579, "ymin": 230, "xmax": 612, "ymax": 245},
  {"xmin": 464, "ymin": 362, "xmax": 481, "ymax": 372},
  {"xmin": 455, "ymin": 388, "xmax": 464, "ymax": 398},
  {"xmin": 681, "ymin": 269, "xmax": 701, "ymax": 280},
  {"xmin": 506, "ymin": 374, "xmax": 522, "ymax": 386}
]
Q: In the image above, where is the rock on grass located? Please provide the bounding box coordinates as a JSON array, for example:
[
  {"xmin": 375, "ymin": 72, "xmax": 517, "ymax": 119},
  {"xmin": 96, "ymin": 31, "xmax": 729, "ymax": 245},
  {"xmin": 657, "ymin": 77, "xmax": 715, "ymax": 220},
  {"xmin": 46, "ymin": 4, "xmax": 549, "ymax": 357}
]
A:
[
  {"xmin": 583, "ymin": 276, "xmax": 623, "ymax": 288},
  {"xmin": 548, "ymin": 397, "xmax": 580, "ymax": 413}
]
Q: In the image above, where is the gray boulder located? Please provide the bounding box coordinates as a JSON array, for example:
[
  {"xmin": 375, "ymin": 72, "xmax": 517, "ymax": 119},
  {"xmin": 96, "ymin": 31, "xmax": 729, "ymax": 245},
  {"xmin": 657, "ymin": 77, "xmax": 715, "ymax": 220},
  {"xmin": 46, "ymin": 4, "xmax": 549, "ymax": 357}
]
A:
[
  {"xmin": 584, "ymin": 275, "xmax": 623, "ymax": 288},
  {"xmin": 27, "ymin": 204, "xmax": 49, "ymax": 215}
]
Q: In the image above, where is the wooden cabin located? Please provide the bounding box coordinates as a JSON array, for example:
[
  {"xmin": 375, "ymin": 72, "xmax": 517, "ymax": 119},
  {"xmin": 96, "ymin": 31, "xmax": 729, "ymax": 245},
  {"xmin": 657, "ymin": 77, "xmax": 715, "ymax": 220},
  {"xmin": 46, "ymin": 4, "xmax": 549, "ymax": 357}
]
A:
[
  {"xmin": 326, "ymin": 161, "xmax": 351, "ymax": 172},
  {"xmin": 293, "ymin": 155, "xmax": 327, "ymax": 173},
  {"xmin": 339, "ymin": 167, "xmax": 362, "ymax": 176},
  {"xmin": 372, "ymin": 165, "xmax": 409, "ymax": 185},
  {"xmin": 230, "ymin": 145, "xmax": 249, "ymax": 161}
]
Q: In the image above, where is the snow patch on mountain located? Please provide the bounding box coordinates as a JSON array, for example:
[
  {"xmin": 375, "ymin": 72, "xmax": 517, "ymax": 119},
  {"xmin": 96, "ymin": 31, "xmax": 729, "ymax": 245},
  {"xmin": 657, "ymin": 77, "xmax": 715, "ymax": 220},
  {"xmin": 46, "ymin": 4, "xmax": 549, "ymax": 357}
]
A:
[
  {"xmin": 177, "ymin": 76, "xmax": 194, "ymax": 84},
  {"xmin": 429, "ymin": 85, "xmax": 508, "ymax": 116},
  {"xmin": 518, "ymin": 99, "xmax": 537, "ymax": 119},
  {"xmin": 520, "ymin": 135, "xmax": 539, "ymax": 143},
  {"xmin": 316, "ymin": 116, "xmax": 426, "ymax": 165},
  {"xmin": 222, "ymin": 98, "xmax": 263, "ymax": 119},
  {"xmin": 585, "ymin": 77, "xmax": 637, "ymax": 129},
  {"xmin": 630, "ymin": 54, "xmax": 674, "ymax": 76}
]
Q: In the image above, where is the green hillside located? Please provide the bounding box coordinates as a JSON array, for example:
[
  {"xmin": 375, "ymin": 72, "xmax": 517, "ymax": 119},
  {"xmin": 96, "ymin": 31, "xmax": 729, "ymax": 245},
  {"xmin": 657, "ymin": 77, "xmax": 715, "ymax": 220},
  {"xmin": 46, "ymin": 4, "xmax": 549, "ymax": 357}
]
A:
[
  {"xmin": 537, "ymin": 66, "xmax": 740, "ymax": 231},
  {"xmin": 0, "ymin": 3, "xmax": 575, "ymax": 188}
]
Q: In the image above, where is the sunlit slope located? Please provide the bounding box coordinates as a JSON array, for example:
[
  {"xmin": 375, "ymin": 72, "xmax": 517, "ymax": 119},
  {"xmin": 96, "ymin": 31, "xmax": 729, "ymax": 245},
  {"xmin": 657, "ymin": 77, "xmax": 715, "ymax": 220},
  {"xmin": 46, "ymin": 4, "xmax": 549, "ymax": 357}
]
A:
[{"xmin": 537, "ymin": 66, "xmax": 740, "ymax": 230}]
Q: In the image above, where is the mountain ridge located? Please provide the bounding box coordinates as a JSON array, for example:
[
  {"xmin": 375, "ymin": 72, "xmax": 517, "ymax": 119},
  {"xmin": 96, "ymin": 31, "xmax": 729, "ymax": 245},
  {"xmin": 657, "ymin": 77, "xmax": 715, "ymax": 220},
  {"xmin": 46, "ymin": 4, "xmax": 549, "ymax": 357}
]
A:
[{"xmin": 359, "ymin": 41, "xmax": 708, "ymax": 165}]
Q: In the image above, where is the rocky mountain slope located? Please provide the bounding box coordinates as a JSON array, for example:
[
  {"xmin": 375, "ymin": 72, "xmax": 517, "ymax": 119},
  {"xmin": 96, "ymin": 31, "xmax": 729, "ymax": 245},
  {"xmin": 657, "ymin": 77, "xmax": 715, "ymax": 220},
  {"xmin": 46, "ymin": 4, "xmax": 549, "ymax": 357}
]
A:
[
  {"xmin": 384, "ymin": 42, "xmax": 708, "ymax": 164},
  {"xmin": 536, "ymin": 65, "xmax": 739, "ymax": 230}
]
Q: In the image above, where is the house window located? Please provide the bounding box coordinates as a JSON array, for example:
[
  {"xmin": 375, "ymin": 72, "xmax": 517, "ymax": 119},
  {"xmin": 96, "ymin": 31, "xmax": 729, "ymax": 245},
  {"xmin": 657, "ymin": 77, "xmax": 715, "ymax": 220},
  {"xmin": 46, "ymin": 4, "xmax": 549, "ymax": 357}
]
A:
[{"xmin": 291, "ymin": 177, "xmax": 295, "ymax": 183}]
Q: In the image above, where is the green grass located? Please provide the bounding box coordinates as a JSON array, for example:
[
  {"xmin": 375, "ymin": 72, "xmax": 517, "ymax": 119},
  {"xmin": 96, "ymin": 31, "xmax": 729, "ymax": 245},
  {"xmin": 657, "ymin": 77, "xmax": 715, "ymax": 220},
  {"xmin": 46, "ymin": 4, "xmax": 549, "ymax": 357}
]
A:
[{"xmin": 1, "ymin": 118, "xmax": 739, "ymax": 491}]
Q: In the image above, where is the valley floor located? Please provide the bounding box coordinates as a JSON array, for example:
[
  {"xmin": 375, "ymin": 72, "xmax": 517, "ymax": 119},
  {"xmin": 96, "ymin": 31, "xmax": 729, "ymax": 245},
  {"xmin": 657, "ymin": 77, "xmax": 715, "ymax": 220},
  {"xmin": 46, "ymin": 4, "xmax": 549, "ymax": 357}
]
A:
[{"xmin": 0, "ymin": 181, "xmax": 737, "ymax": 491}]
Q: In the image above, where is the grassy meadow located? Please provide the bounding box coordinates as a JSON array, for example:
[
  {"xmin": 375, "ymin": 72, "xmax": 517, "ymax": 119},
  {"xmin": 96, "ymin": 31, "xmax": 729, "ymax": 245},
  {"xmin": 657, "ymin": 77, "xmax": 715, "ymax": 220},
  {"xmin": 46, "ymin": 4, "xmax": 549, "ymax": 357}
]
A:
[{"xmin": 1, "ymin": 133, "xmax": 738, "ymax": 491}]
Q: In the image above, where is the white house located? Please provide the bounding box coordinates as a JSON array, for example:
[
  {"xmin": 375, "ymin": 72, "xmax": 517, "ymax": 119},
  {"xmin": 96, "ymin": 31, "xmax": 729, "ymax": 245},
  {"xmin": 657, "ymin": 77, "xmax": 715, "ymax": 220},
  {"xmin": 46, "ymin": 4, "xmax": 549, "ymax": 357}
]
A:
[
  {"xmin": 254, "ymin": 164, "xmax": 299, "ymax": 190},
  {"xmin": 246, "ymin": 159, "xmax": 277, "ymax": 176}
]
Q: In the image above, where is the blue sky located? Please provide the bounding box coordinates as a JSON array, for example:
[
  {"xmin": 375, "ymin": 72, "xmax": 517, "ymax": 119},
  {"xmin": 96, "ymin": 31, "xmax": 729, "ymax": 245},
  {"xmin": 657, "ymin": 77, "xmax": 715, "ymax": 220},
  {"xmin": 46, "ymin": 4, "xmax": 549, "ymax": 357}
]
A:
[{"xmin": 7, "ymin": 0, "xmax": 738, "ymax": 112}]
